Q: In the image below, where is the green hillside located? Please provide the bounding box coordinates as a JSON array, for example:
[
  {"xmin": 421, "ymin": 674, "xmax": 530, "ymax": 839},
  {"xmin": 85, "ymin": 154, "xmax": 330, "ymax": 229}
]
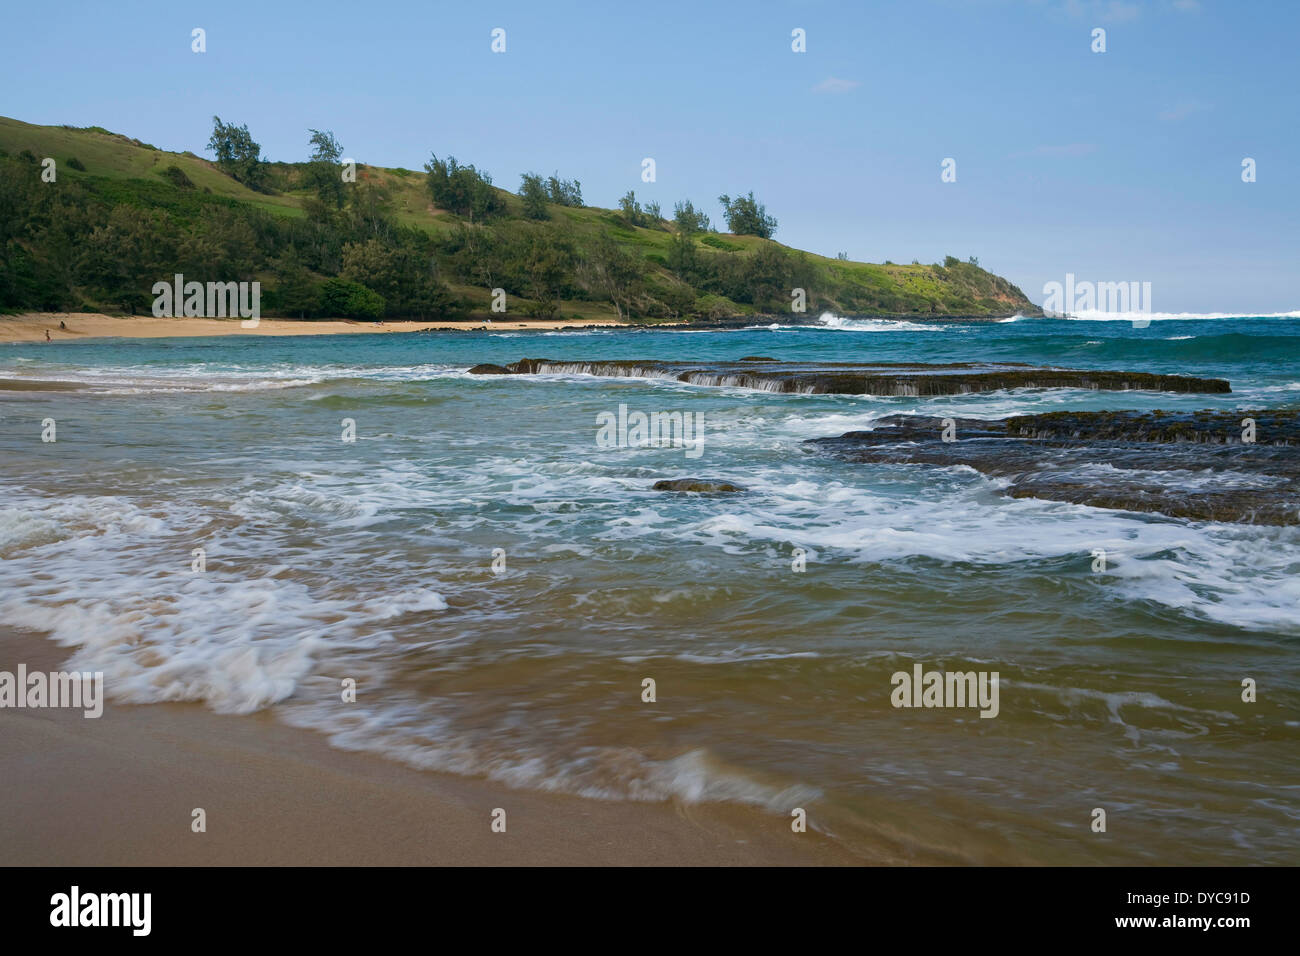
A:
[{"xmin": 0, "ymin": 116, "xmax": 1037, "ymax": 322}]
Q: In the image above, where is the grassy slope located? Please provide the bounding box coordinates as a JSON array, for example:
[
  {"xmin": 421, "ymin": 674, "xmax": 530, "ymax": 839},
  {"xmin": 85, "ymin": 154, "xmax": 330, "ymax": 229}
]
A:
[{"xmin": 0, "ymin": 116, "xmax": 1037, "ymax": 320}]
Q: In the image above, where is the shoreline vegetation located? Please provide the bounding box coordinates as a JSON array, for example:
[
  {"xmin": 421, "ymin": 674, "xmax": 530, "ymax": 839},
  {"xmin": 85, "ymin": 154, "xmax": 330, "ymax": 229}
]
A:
[{"xmin": 0, "ymin": 115, "xmax": 1039, "ymax": 325}]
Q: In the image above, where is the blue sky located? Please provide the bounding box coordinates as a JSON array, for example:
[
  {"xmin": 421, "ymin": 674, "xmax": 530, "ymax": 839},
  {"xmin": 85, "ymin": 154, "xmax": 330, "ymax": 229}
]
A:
[{"xmin": 2, "ymin": 0, "xmax": 1296, "ymax": 312}]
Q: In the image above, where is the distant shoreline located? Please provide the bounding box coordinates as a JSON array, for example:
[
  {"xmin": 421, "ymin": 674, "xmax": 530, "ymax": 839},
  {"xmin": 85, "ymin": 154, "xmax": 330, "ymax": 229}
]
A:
[
  {"xmin": 0, "ymin": 310, "xmax": 1034, "ymax": 344},
  {"xmin": 0, "ymin": 312, "xmax": 625, "ymax": 344}
]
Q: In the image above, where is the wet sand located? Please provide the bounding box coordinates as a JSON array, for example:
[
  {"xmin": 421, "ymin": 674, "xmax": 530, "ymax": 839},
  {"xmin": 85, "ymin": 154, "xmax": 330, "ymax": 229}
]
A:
[{"xmin": 0, "ymin": 628, "xmax": 860, "ymax": 866}]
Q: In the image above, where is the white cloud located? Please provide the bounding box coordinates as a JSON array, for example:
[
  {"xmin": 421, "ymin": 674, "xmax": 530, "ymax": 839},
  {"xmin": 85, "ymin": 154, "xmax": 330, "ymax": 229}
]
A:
[{"xmin": 812, "ymin": 77, "xmax": 860, "ymax": 94}]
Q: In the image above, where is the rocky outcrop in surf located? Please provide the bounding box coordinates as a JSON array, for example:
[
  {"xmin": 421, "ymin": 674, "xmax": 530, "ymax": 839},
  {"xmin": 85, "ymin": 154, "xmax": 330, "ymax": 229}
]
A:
[
  {"xmin": 652, "ymin": 479, "xmax": 747, "ymax": 493},
  {"xmin": 469, "ymin": 358, "xmax": 1231, "ymax": 396},
  {"xmin": 806, "ymin": 410, "xmax": 1300, "ymax": 524}
]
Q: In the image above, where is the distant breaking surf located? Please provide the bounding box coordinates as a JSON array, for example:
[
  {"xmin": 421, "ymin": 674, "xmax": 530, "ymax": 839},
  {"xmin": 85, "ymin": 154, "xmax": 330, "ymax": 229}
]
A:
[{"xmin": 1058, "ymin": 310, "xmax": 1300, "ymax": 321}]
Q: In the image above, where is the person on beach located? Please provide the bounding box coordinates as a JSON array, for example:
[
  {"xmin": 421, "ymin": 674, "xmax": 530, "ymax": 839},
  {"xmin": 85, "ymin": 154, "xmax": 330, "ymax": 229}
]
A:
[{"xmin": 45, "ymin": 329, "xmax": 51, "ymax": 342}]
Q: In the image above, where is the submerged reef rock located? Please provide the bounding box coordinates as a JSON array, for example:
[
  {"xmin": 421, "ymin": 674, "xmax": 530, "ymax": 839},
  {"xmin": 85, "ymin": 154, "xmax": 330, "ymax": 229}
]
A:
[
  {"xmin": 652, "ymin": 479, "xmax": 747, "ymax": 493},
  {"xmin": 806, "ymin": 410, "xmax": 1300, "ymax": 524}
]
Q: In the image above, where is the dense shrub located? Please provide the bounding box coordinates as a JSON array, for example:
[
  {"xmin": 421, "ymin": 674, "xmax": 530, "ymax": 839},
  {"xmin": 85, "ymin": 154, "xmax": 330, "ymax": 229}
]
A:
[
  {"xmin": 317, "ymin": 277, "xmax": 385, "ymax": 320},
  {"xmin": 162, "ymin": 165, "xmax": 194, "ymax": 188}
]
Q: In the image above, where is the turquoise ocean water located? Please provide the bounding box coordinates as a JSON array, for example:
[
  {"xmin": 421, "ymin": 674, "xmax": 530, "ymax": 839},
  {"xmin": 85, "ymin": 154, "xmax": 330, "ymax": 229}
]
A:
[{"xmin": 1, "ymin": 314, "xmax": 1297, "ymax": 863}]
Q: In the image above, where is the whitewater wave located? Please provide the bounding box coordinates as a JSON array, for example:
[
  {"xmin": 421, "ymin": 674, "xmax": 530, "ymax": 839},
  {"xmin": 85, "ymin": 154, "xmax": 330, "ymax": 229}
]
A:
[
  {"xmin": 0, "ymin": 362, "xmax": 474, "ymax": 393},
  {"xmin": 0, "ymin": 491, "xmax": 447, "ymax": 714},
  {"xmin": 1060, "ymin": 310, "xmax": 1300, "ymax": 322},
  {"xmin": 814, "ymin": 312, "xmax": 950, "ymax": 332}
]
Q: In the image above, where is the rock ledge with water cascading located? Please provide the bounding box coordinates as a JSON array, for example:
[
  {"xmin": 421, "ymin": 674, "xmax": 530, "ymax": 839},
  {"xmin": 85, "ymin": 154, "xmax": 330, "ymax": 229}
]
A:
[{"xmin": 469, "ymin": 358, "xmax": 1230, "ymax": 396}]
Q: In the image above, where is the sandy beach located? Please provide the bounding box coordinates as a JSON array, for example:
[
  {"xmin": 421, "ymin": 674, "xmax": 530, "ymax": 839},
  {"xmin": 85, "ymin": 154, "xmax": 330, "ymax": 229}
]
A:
[
  {"xmin": 0, "ymin": 312, "xmax": 626, "ymax": 344},
  {"xmin": 0, "ymin": 628, "xmax": 860, "ymax": 866}
]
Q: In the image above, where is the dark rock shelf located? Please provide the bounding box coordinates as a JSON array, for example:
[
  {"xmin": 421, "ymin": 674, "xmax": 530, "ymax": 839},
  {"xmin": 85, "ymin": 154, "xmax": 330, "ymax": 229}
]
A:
[
  {"xmin": 470, "ymin": 358, "xmax": 1230, "ymax": 396},
  {"xmin": 806, "ymin": 410, "xmax": 1300, "ymax": 524}
]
